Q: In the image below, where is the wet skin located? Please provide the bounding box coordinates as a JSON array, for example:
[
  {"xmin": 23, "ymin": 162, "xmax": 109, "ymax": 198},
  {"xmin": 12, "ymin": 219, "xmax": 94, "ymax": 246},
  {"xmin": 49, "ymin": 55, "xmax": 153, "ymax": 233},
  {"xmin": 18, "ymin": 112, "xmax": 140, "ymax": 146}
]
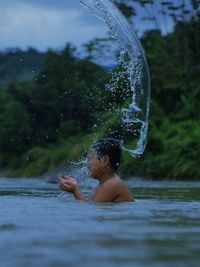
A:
[{"xmin": 59, "ymin": 149, "xmax": 134, "ymax": 203}]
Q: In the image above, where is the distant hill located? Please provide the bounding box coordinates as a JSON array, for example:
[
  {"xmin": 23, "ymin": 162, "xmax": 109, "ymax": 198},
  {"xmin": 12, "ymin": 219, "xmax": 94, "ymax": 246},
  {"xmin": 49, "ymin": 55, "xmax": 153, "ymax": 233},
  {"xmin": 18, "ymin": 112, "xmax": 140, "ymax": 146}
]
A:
[{"xmin": 0, "ymin": 48, "xmax": 45, "ymax": 86}]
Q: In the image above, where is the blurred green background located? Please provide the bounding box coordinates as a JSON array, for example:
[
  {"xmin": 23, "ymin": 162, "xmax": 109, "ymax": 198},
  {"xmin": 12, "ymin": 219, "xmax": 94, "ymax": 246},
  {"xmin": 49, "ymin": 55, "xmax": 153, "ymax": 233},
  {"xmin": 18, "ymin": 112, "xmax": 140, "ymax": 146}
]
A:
[{"xmin": 0, "ymin": 0, "xmax": 199, "ymax": 179}]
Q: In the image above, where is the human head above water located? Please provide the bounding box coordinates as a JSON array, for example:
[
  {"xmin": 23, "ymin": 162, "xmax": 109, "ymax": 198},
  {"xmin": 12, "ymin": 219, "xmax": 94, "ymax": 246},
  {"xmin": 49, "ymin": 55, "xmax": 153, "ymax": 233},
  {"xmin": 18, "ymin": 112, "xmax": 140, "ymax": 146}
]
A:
[{"xmin": 91, "ymin": 138, "xmax": 122, "ymax": 171}]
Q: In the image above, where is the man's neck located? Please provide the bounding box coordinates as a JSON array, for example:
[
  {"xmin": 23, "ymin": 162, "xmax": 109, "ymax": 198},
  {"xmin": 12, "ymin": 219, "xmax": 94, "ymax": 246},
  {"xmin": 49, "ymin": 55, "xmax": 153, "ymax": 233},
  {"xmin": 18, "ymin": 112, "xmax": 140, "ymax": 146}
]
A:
[{"xmin": 98, "ymin": 169, "xmax": 116, "ymax": 185}]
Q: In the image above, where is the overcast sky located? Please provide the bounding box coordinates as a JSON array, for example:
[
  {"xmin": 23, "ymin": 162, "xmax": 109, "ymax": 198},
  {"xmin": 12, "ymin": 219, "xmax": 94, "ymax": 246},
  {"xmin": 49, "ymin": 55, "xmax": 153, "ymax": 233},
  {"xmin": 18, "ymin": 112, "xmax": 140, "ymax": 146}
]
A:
[
  {"xmin": 0, "ymin": 0, "xmax": 109, "ymax": 51},
  {"xmin": 0, "ymin": 0, "xmax": 174, "ymax": 52}
]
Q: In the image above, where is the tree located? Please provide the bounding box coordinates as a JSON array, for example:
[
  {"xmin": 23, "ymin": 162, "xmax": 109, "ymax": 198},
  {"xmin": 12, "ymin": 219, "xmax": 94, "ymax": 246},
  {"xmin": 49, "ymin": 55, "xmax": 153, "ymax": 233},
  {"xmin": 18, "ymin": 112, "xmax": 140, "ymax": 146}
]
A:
[{"xmin": 0, "ymin": 100, "xmax": 32, "ymax": 154}]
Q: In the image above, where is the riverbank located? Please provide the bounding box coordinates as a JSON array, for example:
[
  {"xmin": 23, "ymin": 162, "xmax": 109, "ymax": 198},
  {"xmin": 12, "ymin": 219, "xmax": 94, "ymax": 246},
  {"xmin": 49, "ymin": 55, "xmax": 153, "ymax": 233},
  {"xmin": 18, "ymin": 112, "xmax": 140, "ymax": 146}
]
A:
[{"xmin": 1, "ymin": 116, "xmax": 200, "ymax": 181}]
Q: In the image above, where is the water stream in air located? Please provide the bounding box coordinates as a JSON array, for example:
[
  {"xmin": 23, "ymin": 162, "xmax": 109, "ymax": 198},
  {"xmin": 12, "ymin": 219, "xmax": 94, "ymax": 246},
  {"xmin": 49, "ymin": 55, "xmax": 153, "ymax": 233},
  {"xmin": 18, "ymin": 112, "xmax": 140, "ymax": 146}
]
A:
[{"xmin": 78, "ymin": 0, "xmax": 151, "ymax": 156}]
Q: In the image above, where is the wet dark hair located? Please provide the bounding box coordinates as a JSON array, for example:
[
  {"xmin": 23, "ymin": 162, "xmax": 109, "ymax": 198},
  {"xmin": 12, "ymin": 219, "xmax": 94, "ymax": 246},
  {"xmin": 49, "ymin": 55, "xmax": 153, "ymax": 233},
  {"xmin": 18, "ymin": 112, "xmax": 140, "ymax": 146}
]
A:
[{"xmin": 92, "ymin": 138, "xmax": 122, "ymax": 170}]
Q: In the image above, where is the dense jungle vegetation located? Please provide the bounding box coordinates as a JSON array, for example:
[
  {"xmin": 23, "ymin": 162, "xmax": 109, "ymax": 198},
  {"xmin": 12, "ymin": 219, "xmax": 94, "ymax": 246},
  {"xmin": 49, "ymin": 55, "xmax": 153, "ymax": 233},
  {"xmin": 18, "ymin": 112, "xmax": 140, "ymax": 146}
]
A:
[{"xmin": 0, "ymin": 0, "xmax": 200, "ymax": 179}]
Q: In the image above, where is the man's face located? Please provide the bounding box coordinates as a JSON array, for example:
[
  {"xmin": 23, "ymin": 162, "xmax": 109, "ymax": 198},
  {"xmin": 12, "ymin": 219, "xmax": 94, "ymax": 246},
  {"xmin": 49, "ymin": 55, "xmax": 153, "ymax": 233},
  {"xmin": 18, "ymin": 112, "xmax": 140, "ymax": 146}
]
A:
[{"xmin": 87, "ymin": 149, "xmax": 101, "ymax": 179}]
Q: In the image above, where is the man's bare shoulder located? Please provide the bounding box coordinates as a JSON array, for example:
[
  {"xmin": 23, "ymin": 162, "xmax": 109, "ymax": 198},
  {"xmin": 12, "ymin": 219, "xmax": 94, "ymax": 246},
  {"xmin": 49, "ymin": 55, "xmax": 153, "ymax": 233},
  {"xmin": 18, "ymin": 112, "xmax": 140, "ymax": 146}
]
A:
[
  {"xmin": 92, "ymin": 176, "xmax": 133, "ymax": 202},
  {"xmin": 103, "ymin": 176, "xmax": 134, "ymax": 202},
  {"xmin": 101, "ymin": 176, "xmax": 126, "ymax": 191}
]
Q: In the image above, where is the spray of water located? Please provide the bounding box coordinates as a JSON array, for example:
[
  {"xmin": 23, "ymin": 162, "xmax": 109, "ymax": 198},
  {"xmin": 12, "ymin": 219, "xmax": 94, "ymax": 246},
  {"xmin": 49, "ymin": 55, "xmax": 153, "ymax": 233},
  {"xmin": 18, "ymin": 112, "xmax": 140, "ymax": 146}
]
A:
[
  {"xmin": 78, "ymin": 0, "xmax": 151, "ymax": 156},
  {"xmin": 56, "ymin": 160, "xmax": 97, "ymax": 190}
]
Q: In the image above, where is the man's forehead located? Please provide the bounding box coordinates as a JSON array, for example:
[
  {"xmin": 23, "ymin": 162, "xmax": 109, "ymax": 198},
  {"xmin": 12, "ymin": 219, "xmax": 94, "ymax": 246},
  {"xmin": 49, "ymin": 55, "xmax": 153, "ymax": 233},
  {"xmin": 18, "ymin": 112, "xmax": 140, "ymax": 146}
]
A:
[{"xmin": 88, "ymin": 148, "xmax": 96, "ymax": 157}]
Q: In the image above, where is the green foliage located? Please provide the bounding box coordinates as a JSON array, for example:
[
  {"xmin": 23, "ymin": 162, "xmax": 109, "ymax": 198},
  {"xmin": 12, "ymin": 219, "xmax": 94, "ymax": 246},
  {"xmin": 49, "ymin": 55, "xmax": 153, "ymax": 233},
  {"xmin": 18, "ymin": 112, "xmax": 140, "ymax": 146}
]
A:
[
  {"xmin": 0, "ymin": 12, "xmax": 200, "ymax": 179},
  {"xmin": 8, "ymin": 133, "xmax": 94, "ymax": 177},
  {"xmin": 28, "ymin": 44, "xmax": 109, "ymax": 145},
  {"xmin": 120, "ymin": 101, "xmax": 200, "ymax": 179},
  {"xmin": 0, "ymin": 99, "xmax": 32, "ymax": 154},
  {"xmin": 0, "ymin": 47, "xmax": 44, "ymax": 86},
  {"xmin": 116, "ymin": 1, "xmax": 136, "ymax": 18}
]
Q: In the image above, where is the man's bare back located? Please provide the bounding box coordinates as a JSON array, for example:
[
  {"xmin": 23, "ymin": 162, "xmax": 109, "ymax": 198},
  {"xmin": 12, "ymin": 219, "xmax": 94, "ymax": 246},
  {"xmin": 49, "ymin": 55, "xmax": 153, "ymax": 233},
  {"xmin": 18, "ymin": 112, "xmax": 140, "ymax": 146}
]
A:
[{"xmin": 89, "ymin": 175, "xmax": 133, "ymax": 202}]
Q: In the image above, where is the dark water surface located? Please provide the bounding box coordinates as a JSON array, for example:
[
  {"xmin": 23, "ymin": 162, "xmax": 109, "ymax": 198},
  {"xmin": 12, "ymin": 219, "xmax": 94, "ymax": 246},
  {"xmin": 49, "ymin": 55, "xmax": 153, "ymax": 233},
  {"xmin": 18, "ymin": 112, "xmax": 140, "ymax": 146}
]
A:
[{"xmin": 0, "ymin": 177, "xmax": 200, "ymax": 267}]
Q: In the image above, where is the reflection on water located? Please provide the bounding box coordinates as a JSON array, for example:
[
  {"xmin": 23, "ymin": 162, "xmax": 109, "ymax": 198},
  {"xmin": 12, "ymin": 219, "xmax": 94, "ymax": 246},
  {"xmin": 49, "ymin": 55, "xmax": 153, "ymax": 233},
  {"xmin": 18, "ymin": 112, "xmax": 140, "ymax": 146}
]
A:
[{"xmin": 0, "ymin": 178, "xmax": 200, "ymax": 267}]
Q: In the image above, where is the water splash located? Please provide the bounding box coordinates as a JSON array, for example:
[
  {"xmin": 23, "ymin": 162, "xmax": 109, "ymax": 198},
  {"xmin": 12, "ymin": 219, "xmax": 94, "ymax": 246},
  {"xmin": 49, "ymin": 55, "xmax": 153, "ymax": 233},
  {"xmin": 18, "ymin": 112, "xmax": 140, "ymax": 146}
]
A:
[
  {"xmin": 56, "ymin": 161, "xmax": 97, "ymax": 190},
  {"xmin": 78, "ymin": 0, "xmax": 151, "ymax": 156}
]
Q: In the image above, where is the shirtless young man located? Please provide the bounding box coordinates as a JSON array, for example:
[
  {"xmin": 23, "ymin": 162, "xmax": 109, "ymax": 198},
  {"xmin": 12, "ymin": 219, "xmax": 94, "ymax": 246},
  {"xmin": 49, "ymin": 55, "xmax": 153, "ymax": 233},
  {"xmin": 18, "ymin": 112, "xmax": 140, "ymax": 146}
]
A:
[{"xmin": 59, "ymin": 138, "xmax": 134, "ymax": 203}]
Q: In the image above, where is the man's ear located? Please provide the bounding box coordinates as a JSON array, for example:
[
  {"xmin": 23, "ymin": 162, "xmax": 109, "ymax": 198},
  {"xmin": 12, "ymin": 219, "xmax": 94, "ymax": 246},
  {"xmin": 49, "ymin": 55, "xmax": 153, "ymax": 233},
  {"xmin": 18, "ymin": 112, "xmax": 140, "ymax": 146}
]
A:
[{"xmin": 100, "ymin": 155, "xmax": 110, "ymax": 166}]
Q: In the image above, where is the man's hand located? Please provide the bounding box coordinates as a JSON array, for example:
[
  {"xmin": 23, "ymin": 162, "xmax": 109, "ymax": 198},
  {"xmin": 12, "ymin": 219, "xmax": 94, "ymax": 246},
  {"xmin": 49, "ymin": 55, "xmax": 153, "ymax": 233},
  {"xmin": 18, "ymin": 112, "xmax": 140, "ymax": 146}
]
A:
[{"xmin": 58, "ymin": 175, "xmax": 78, "ymax": 193}]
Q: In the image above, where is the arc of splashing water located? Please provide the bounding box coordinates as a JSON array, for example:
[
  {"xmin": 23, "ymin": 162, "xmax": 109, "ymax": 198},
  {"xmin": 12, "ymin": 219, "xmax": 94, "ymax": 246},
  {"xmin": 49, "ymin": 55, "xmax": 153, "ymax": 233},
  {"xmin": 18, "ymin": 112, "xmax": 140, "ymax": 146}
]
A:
[{"xmin": 78, "ymin": 0, "xmax": 151, "ymax": 156}]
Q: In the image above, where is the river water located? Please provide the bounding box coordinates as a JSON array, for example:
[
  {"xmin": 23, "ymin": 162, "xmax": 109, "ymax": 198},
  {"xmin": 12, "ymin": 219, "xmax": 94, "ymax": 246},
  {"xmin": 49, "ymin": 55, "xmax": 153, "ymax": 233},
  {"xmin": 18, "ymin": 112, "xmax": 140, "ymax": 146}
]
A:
[{"xmin": 0, "ymin": 177, "xmax": 200, "ymax": 267}]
